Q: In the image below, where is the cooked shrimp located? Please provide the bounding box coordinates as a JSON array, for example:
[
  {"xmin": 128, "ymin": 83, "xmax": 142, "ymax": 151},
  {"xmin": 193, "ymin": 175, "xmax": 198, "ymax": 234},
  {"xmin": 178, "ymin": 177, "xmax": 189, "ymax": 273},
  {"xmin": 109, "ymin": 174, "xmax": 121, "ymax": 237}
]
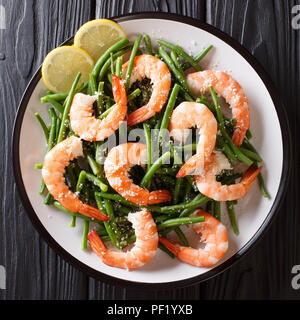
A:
[
  {"xmin": 122, "ymin": 54, "xmax": 171, "ymax": 126},
  {"xmin": 194, "ymin": 151, "xmax": 262, "ymax": 201},
  {"xmin": 104, "ymin": 143, "xmax": 171, "ymax": 206},
  {"xmin": 42, "ymin": 136, "xmax": 109, "ymax": 221},
  {"xmin": 186, "ymin": 70, "xmax": 250, "ymax": 147},
  {"xmin": 69, "ymin": 75, "xmax": 127, "ymax": 141},
  {"xmin": 168, "ymin": 102, "xmax": 218, "ymax": 177},
  {"xmin": 87, "ymin": 209, "xmax": 158, "ymax": 270},
  {"xmin": 159, "ymin": 210, "xmax": 228, "ymax": 268}
]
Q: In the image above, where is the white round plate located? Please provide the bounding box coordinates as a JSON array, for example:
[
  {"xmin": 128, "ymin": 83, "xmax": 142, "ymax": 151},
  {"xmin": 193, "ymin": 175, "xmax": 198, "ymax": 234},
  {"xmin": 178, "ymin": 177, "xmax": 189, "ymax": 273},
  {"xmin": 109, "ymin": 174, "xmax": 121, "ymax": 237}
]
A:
[{"xmin": 13, "ymin": 13, "xmax": 290, "ymax": 289}]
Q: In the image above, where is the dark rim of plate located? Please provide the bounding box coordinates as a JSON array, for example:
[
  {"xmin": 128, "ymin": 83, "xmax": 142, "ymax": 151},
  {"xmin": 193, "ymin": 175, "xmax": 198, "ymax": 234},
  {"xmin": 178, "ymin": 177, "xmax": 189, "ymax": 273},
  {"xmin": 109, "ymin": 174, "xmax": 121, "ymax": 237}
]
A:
[{"xmin": 12, "ymin": 12, "xmax": 291, "ymax": 290}]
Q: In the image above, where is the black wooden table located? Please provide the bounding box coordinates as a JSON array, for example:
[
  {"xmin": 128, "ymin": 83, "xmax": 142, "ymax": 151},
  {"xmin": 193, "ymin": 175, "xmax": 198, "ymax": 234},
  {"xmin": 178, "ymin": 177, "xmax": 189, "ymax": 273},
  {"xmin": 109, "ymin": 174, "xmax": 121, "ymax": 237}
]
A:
[{"xmin": 0, "ymin": 0, "xmax": 299, "ymax": 300}]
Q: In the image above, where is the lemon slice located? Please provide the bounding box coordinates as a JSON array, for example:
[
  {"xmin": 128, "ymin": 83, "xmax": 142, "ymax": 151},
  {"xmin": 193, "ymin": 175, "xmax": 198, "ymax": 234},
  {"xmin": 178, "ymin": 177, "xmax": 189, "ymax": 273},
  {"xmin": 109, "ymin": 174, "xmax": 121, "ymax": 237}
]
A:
[
  {"xmin": 74, "ymin": 19, "xmax": 126, "ymax": 62},
  {"xmin": 41, "ymin": 46, "xmax": 94, "ymax": 93}
]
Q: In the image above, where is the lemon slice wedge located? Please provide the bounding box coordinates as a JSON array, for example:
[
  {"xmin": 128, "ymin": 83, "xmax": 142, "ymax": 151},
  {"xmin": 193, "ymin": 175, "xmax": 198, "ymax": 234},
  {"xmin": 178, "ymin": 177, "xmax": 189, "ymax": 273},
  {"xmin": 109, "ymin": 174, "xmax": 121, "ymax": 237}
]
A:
[
  {"xmin": 41, "ymin": 46, "xmax": 94, "ymax": 93},
  {"xmin": 74, "ymin": 19, "xmax": 126, "ymax": 63}
]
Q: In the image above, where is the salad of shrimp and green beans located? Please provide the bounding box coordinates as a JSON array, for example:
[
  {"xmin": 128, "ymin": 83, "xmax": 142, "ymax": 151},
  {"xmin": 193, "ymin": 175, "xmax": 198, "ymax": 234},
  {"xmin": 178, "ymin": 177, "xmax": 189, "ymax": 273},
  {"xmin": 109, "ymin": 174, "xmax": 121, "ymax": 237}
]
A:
[{"xmin": 36, "ymin": 30, "xmax": 268, "ymax": 268}]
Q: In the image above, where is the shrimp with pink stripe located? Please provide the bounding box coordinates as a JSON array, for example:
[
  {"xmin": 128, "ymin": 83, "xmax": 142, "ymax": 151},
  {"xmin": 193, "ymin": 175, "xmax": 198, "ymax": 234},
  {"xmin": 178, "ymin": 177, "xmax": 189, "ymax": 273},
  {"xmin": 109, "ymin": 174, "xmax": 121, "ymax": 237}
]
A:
[
  {"xmin": 122, "ymin": 54, "xmax": 172, "ymax": 126},
  {"xmin": 42, "ymin": 136, "xmax": 109, "ymax": 221},
  {"xmin": 168, "ymin": 101, "xmax": 218, "ymax": 177},
  {"xmin": 104, "ymin": 143, "xmax": 171, "ymax": 206},
  {"xmin": 159, "ymin": 210, "xmax": 228, "ymax": 268},
  {"xmin": 186, "ymin": 70, "xmax": 250, "ymax": 147},
  {"xmin": 88, "ymin": 209, "xmax": 158, "ymax": 270},
  {"xmin": 194, "ymin": 151, "xmax": 262, "ymax": 201},
  {"xmin": 69, "ymin": 75, "xmax": 127, "ymax": 141}
]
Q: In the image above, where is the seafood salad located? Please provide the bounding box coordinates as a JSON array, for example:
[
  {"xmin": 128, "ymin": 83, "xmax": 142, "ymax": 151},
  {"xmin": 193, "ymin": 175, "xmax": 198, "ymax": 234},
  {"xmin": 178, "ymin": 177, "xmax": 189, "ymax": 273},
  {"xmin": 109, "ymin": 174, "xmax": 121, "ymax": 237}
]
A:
[{"xmin": 35, "ymin": 19, "xmax": 268, "ymax": 271}]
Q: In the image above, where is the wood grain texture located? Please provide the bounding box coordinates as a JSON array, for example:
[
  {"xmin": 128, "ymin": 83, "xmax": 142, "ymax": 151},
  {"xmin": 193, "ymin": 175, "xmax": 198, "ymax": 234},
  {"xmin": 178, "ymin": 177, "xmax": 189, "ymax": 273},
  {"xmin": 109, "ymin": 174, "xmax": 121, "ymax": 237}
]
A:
[
  {"xmin": 0, "ymin": 0, "xmax": 299, "ymax": 300},
  {"xmin": 0, "ymin": 0, "xmax": 94, "ymax": 300},
  {"xmin": 205, "ymin": 0, "xmax": 300, "ymax": 299}
]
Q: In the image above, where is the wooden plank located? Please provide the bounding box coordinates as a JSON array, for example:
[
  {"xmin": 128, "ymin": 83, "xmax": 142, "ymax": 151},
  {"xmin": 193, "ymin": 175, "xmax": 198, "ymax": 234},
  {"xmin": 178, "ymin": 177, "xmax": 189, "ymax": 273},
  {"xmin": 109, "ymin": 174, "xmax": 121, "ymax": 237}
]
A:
[
  {"xmin": 205, "ymin": 0, "xmax": 300, "ymax": 299},
  {"xmin": 0, "ymin": 0, "xmax": 94, "ymax": 299}
]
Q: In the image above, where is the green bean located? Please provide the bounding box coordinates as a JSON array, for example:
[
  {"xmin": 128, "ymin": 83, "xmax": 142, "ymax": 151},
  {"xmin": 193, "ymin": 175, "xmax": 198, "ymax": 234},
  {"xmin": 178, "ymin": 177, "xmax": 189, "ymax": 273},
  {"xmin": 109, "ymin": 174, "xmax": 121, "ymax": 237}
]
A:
[
  {"xmin": 220, "ymin": 127, "xmax": 253, "ymax": 166},
  {"xmin": 95, "ymin": 194, "xmax": 119, "ymax": 248},
  {"xmin": 107, "ymin": 72, "xmax": 112, "ymax": 85},
  {"xmin": 35, "ymin": 163, "xmax": 43, "ymax": 169},
  {"xmin": 92, "ymin": 38, "xmax": 129, "ymax": 78},
  {"xmin": 157, "ymin": 39, "xmax": 201, "ymax": 71},
  {"xmin": 46, "ymin": 98, "xmax": 64, "ymax": 114},
  {"xmin": 140, "ymin": 151, "xmax": 171, "ymax": 188},
  {"xmin": 147, "ymin": 195, "xmax": 209, "ymax": 214},
  {"xmin": 180, "ymin": 87, "xmax": 194, "ymax": 102},
  {"xmin": 158, "ymin": 84, "xmax": 180, "ymax": 146},
  {"xmin": 246, "ymin": 129, "xmax": 253, "ymax": 140},
  {"xmin": 143, "ymin": 123, "xmax": 152, "ymax": 172},
  {"xmin": 125, "ymin": 34, "xmax": 143, "ymax": 90},
  {"xmin": 170, "ymin": 50, "xmax": 184, "ymax": 75},
  {"xmin": 98, "ymin": 45, "xmax": 133, "ymax": 80},
  {"xmin": 44, "ymin": 193, "xmax": 54, "ymax": 205},
  {"xmin": 57, "ymin": 72, "xmax": 81, "ymax": 143},
  {"xmin": 35, "ymin": 113, "xmax": 49, "ymax": 141},
  {"xmin": 89, "ymin": 73, "xmax": 97, "ymax": 95},
  {"xmin": 40, "ymin": 108, "xmax": 57, "ymax": 194},
  {"xmin": 115, "ymin": 56, "xmax": 123, "ymax": 78},
  {"xmin": 157, "ymin": 216, "xmax": 205, "ymax": 231},
  {"xmin": 209, "ymin": 86, "xmax": 224, "ymax": 126},
  {"xmin": 70, "ymin": 215, "xmax": 76, "ymax": 227},
  {"xmin": 210, "ymin": 86, "xmax": 253, "ymax": 166},
  {"xmin": 40, "ymin": 93, "xmax": 68, "ymax": 103},
  {"xmin": 175, "ymin": 144, "xmax": 197, "ymax": 152},
  {"xmin": 110, "ymin": 52, "xmax": 115, "ymax": 75},
  {"xmin": 81, "ymin": 220, "xmax": 89, "ymax": 250},
  {"xmin": 55, "ymin": 118, "xmax": 61, "ymax": 142},
  {"xmin": 174, "ymin": 226, "xmax": 189, "ymax": 246},
  {"xmin": 226, "ymin": 201, "xmax": 239, "ymax": 235},
  {"xmin": 96, "ymin": 191, "xmax": 209, "ymax": 214},
  {"xmin": 173, "ymin": 177, "xmax": 183, "ymax": 205},
  {"xmin": 143, "ymin": 34, "xmax": 153, "ymax": 55},
  {"xmin": 76, "ymin": 170, "xmax": 87, "ymax": 193},
  {"xmin": 86, "ymin": 153, "xmax": 100, "ymax": 176},
  {"xmin": 239, "ymin": 147, "xmax": 263, "ymax": 163},
  {"xmin": 158, "ymin": 46, "xmax": 194, "ymax": 97},
  {"xmin": 216, "ymin": 135, "xmax": 237, "ymax": 162},
  {"xmin": 182, "ymin": 45, "xmax": 213, "ymax": 71},
  {"xmin": 179, "ymin": 193, "xmax": 206, "ymax": 217},
  {"xmin": 183, "ymin": 179, "xmax": 193, "ymax": 202},
  {"xmin": 53, "ymin": 201, "xmax": 103, "ymax": 224},
  {"xmin": 85, "ymin": 172, "xmax": 108, "ymax": 192},
  {"xmin": 213, "ymin": 201, "xmax": 221, "ymax": 221},
  {"xmin": 97, "ymin": 82, "xmax": 105, "ymax": 116},
  {"xmin": 253, "ymin": 163, "xmax": 270, "ymax": 198},
  {"xmin": 242, "ymin": 139, "xmax": 263, "ymax": 161},
  {"xmin": 158, "ymin": 242, "xmax": 175, "ymax": 259}
]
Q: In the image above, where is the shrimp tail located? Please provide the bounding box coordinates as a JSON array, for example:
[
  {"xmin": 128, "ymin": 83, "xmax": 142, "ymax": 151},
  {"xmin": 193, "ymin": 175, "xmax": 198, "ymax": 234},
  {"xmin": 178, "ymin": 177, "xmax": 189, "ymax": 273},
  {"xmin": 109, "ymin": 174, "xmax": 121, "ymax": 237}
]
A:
[
  {"xmin": 148, "ymin": 190, "xmax": 172, "ymax": 205},
  {"xmin": 241, "ymin": 165, "xmax": 263, "ymax": 187},
  {"xmin": 111, "ymin": 74, "xmax": 127, "ymax": 106},
  {"xmin": 87, "ymin": 229, "xmax": 107, "ymax": 256},
  {"xmin": 80, "ymin": 204, "xmax": 110, "ymax": 221},
  {"xmin": 127, "ymin": 106, "xmax": 156, "ymax": 127},
  {"xmin": 176, "ymin": 154, "xmax": 204, "ymax": 178},
  {"xmin": 232, "ymin": 131, "xmax": 244, "ymax": 147},
  {"xmin": 158, "ymin": 235, "xmax": 180, "ymax": 256}
]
